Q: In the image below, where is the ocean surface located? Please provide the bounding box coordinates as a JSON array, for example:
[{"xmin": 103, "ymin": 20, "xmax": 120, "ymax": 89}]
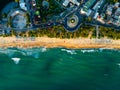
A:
[{"xmin": 0, "ymin": 47, "xmax": 120, "ymax": 90}]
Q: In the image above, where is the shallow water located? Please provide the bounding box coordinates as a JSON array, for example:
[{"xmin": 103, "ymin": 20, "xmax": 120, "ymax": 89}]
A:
[{"xmin": 0, "ymin": 48, "xmax": 120, "ymax": 90}]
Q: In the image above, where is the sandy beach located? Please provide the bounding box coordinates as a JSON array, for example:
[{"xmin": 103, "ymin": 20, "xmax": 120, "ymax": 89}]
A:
[{"xmin": 0, "ymin": 36, "xmax": 120, "ymax": 49}]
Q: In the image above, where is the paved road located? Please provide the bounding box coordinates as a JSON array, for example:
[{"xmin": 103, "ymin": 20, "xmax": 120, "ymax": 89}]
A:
[
  {"xmin": 86, "ymin": 20, "xmax": 120, "ymax": 31},
  {"xmin": 26, "ymin": 0, "xmax": 37, "ymax": 27},
  {"xmin": 63, "ymin": 9, "xmax": 83, "ymax": 32},
  {"xmin": 1, "ymin": 0, "xmax": 120, "ymax": 33}
]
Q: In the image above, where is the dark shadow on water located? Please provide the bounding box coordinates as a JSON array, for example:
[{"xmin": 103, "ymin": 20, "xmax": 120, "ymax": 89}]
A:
[{"xmin": 42, "ymin": 57, "xmax": 56, "ymax": 76}]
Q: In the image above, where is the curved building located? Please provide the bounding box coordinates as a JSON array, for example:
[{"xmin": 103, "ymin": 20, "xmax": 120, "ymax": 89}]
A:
[{"xmin": 7, "ymin": 9, "xmax": 28, "ymax": 29}]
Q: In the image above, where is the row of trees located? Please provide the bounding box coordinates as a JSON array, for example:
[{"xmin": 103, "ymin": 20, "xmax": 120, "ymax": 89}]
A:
[
  {"xmin": 2, "ymin": 25, "xmax": 92, "ymax": 38},
  {"xmin": 100, "ymin": 26, "xmax": 120, "ymax": 39},
  {"xmin": 108, "ymin": 0, "xmax": 120, "ymax": 4},
  {"xmin": 4, "ymin": 24, "xmax": 119, "ymax": 40}
]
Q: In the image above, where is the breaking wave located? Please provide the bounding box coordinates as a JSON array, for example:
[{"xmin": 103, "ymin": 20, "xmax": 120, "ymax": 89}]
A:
[
  {"xmin": 11, "ymin": 57, "xmax": 21, "ymax": 64},
  {"xmin": 80, "ymin": 48, "xmax": 120, "ymax": 53},
  {"xmin": 0, "ymin": 48, "xmax": 119, "ymax": 59},
  {"xmin": 41, "ymin": 47, "xmax": 47, "ymax": 52},
  {"xmin": 81, "ymin": 49, "xmax": 98, "ymax": 53},
  {"xmin": 61, "ymin": 49, "xmax": 77, "ymax": 55},
  {"xmin": 0, "ymin": 47, "xmax": 48, "ymax": 58}
]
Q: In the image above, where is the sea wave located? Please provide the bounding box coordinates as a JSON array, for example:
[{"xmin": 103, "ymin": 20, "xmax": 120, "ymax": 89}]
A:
[
  {"xmin": 81, "ymin": 49, "xmax": 98, "ymax": 53},
  {"xmin": 17, "ymin": 47, "xmax": 47, "ymax": 58},
  {"xmin": 99, "ymin": 48, "xmax": 120, "ymax": 52},
  {"xmin": 61, "ymin": 49, "xmax": 77, "ymax": 55},
  {"xmin": 0, "ymin": 49, "xmax": 19, "ymax": 57},
  {"xmin": 41, "ymin": 47, "xmax": 47, "ymax": 52},
  {"xmin": 0, "ymin": 47, "xmax": 47, "ymax": 58},
  {"xmin": 11, "ymin": 57, "xmax": 21, "ymax": 64},
  {"xmin": 0, "ymin": 48, "xmax": 119, "ymax": 58},
  {"xmin": 80, "ymin": 48, "xmax": 120, "ymax": 53}
]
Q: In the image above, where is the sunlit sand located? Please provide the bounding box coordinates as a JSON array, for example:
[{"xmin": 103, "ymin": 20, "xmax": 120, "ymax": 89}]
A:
[{"xmin": 0, "ymin": 36, "xmax": 120, "ymax": 49}]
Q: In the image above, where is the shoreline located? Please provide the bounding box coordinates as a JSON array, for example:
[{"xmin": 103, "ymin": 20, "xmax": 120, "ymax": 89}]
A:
[{"xmin": 0, "ymin": 37, "xmax": 120, "ymax": 49}]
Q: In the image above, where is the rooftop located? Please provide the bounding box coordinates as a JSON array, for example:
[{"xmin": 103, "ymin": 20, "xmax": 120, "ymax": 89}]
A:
[
  {"xmin": 83, "ymin": 0, "xmax": 96, "ymax": 11},
  {"xmin": 19, "ymin": 0, "xmax": 27, "ymax": 10},
  {"xmin": 63, "ymin": 0, "xmax": 80, "ymax": 7}
]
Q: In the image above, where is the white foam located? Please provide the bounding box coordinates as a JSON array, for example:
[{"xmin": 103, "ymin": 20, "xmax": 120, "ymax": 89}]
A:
[
  {"xmin": 99, "ymin": 48, "xmax": 117, "ymax": 51},
  {"xmin": 26, "ymin": 51, "xmax": 33, "ymax": 56},
  {"xmin": 117, "ymin": 63, "xmax": 120, "ymax": 67},
  {"xmin": 81, "ymin": 49, "xmax": 97, "ymax": 53},
  {"xmin": 118, "ymin": 63, "xmax": 120, "ymax": 65},
  {"xmin": 11, "ymin": 57, "xmax": 21, "ymax": 64},
  {"xmin": 32, "ymin": 53, "xmax": 40, "ymax": 59},
  {"xmin": 0, "ymin": 49, "xmax": 16, "ymax": 56},
  {"xmin": 41, "ymin": 47, "xmax": 47, "ymax": 52},
  {"xmin": 99, "ymin": 48, "xmax": 104, "ymax": 52},
  {"xmin": 61, "ymin": 49, "xmax": 76, "ymax": 55}
]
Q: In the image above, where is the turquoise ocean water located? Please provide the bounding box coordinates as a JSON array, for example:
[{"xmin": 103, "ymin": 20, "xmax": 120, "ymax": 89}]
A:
[{"xmin": 0, "ymin": 47, "xmax": 120, "ymax": 90}]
